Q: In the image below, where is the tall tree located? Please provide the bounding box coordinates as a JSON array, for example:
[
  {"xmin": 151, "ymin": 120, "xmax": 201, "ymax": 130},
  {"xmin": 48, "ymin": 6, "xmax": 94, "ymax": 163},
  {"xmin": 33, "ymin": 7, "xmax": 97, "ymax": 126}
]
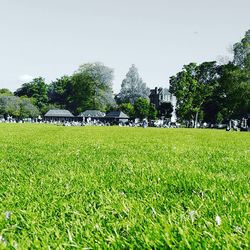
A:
[
  {"xmin": 203, "ymin": 30, "xmax": 250, "ymax": 122},
  {"xmin": 134, "ymin": 98, "xmax": 150, "ymax": 120},
  {"xmin": 232, "ymin": 30, "xmax": 250, "ymax": 117},
  {"xmin": 170, "ymin": 62, "xmax": 219, "ymax": 126},
  {"xmin": 233, "ymin": 29, "xmax": 250, "ymax": 67},
  {"xmin": 148, "ymin": 104, "xmax": 158, "ymax": 120},
  {"xmin": 14, "ymin": 77, "xmax": 48, "ymax": 113},
  {"xmin": 71, "ymin": 62, "xmax": 115, "ymax": 113},
  {"xmin": 215, "ymin": 61, "xmax": 249, "ymax": 120},
  {"xmin": 48, "ymin": 75, "xmax": 72, "ymax": 109},
  {"xmin": 206, "ymin": 31, "xmax": 250, "ymax": 121},
  {"xmin": 118, "ymin": 64, "xmax": 150, "ymax": 104}
]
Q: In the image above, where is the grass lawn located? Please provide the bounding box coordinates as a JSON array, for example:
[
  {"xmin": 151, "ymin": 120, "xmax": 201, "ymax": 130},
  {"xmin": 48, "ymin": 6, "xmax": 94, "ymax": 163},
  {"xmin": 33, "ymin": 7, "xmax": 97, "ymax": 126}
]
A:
[{"xmin": 0, "ymin": 124, "xmax": 249, "ymax": 249}]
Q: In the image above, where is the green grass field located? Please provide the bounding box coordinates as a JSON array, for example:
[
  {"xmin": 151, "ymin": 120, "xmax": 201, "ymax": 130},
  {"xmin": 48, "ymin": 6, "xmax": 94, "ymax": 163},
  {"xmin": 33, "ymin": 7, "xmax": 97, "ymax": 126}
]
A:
[{"xmin": 0, "ymin": 124, "xmax": 249, "ymax": 249}]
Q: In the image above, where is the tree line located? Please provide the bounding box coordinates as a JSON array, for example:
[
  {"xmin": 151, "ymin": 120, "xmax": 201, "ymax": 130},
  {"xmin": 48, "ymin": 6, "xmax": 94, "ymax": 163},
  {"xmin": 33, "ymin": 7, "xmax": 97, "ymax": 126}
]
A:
[
  {"xmin": 0, "ymin": 63, "xmax": 158, "ymax": 120},
  {"xmin": 0, "ymin": 29, "xmax": 249, "ymax": 122},
  {"xmin": 169, "ymin": 29, "xmax": 250, "ymax": 125}
]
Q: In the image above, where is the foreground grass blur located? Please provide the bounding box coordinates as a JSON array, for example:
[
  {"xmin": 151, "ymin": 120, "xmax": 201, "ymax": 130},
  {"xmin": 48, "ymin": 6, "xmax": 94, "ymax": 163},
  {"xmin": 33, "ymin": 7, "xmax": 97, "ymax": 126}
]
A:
[{"xmin": 0, "ymin": 124, "xmax": 249, "ymax": 249}]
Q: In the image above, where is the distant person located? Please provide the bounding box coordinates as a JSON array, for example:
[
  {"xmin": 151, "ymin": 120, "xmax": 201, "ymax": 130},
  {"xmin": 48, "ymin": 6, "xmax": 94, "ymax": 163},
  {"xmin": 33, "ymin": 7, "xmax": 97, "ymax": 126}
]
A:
[
  {"xmin": 142, "ymin": 119, "xmax": 148, "ymax": 128},
  {"xmin": 232, "ymin": 120, "xmax": 239, "ymax": 131}
]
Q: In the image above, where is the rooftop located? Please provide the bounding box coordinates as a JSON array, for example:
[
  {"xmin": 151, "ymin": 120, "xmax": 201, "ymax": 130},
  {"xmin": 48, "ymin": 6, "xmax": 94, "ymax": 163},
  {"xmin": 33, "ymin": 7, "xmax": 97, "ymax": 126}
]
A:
[
  {"xmin": 44, "ymin": 109, "xmax": 74, "ymax": 117},
  {"xmin": 78, "ymin": 110, "xmax": 105, "ymax": 117},
  {"xmin": 106, "ymin": 111, "xmax": 129, "ymax": 119}
]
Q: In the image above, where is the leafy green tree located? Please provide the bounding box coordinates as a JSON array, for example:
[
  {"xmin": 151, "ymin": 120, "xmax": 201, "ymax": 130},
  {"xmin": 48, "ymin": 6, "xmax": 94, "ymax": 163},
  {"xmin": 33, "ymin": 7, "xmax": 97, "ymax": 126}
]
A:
[
  {"xmin": 169, "ymin": 38, "xmax": 246, "ymax": 124},
  {"xmin": 170, "ymin": 62, "xmax": 219, "ymax": 126},
  {"xmin": 0, "ymin": 89, "xmax": 13, "ymax": 96},
  {"xmin": 14, "ymin": 77, "xmax": 49, "ymax": 113},
  {"xmin": 233, "ymin": 33, "xmax": 250, "ymax": 116},
  {"xmin": 134, "ymin": 98, "xmax": 150, "ymax": 120},
  {"xmin": 203, "ymin": 31, "xmax": 250, "ymax": 122},
  {"xmin": 148, "ymin": 104, "xmax": 157, "ymax": 120},
  {"xmin": 215, "ymin": 62, "xmax": 249, "ymax": 119},
  {"xmin": 119, "ymin": 102, "xmax": 135, "ymax": 118},
  {"xmin": 48, "ymin": 75, "xmax": 72, "ymax": 109},
  {"xmin": 229, "ymin": 30, "xmax": 250, "ymax": 118},
  {"xmin": 71, "ymin": 62, "xmax": 115, "ymax": 113},
  {"xmin": 233, "ymin": 29, "xmax": 250, "ymax": 67},
  {"xmin": 118, "ymin": 64, "xmax": 150, "ymax": 104}
]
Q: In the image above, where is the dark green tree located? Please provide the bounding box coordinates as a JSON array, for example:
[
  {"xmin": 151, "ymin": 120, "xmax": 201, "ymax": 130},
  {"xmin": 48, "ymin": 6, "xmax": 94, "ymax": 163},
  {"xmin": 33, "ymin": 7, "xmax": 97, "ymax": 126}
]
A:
[
  {"xmin": 148, "ymin": 104, "xmax": 157, "ymax": 120},
  {"xmin": 14, "ymin": 77, "xmax": 49, "ymax": 113},
  {"xmin": 203, "ymin": 30, "xmax": 250, "ymax": 122},
  {"xmin": 215, "ymin": 62, "xmax": 249, "ymax": 120},
  {"xmin": 159, "ymin": 102, "xmax": 173, "ymax": 119},
  {"xmin": 170, "ymin": 62, "xmax": 219, "ymax": 126},
  {"xmin": 233, "ymin": 29, "xmax": 250, "ymax": 67},
  {"xmin": 119, "ymin": 102, "xmax": 135, "ymax": 118},
  {"xmin": 134, "ymin": 98, "xmax": 150, "ymax": 120},
  {"xmin": 48, "ymin": 75, "xmax": 72, "ymax": 109}
]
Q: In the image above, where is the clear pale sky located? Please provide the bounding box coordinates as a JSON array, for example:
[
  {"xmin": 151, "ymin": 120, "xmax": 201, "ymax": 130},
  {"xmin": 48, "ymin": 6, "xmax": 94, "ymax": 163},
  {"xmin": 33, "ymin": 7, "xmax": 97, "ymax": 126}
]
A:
[{"xmin": 0, "ymin": 0, "xmax": 249, "ymax": 93}]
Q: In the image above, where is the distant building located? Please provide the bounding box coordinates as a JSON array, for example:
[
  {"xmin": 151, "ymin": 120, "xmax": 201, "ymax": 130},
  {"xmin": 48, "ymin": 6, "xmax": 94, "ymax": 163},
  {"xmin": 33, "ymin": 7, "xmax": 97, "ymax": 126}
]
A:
[
  {"xmin": 44, "ymin": 109, "xmax": 74, "ymax": 122},
  {"xmin": 78, "ymin": 110, "xmax": 105, "ymax": 122},
  {"xmin": 149, "ymin": 87, "xmax": 177, "ymax": 122},
  {"xmin": 105, "ymin": 111, "xmax": 129, "ymax": 124}
]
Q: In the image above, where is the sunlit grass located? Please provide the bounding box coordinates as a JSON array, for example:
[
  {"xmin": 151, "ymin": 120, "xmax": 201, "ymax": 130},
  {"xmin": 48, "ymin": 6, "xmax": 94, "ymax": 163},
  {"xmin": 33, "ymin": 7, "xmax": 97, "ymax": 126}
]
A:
[{"xmin": 0, "ymin": 124, "xmax": 249, "ymax": 248}]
